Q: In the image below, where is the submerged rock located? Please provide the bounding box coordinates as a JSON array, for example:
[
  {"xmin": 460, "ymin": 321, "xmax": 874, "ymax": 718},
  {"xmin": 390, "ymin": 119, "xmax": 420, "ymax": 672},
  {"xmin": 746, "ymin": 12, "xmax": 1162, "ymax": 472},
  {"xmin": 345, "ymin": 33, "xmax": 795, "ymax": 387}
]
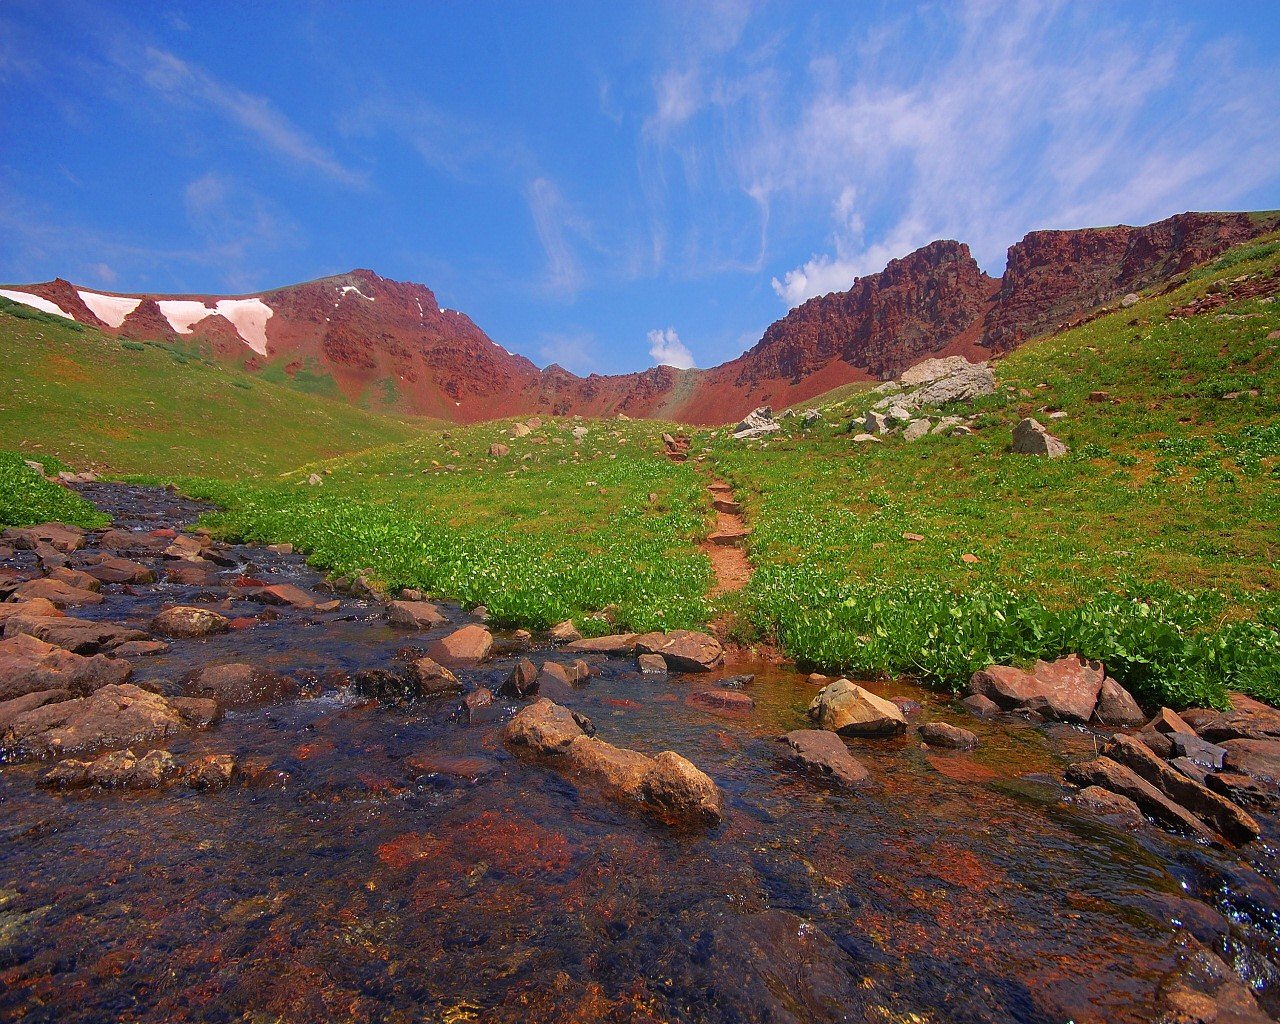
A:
[
  {"xmin": 777, "ymin": 729, "xmax": 868, "ymax": 788},
  {"xmin": 918, "ymin": 721, "xmax": 979, "ymax": 750},
  {"xmin": 185, "ymin": 663, "xmax": 297, "ymax": 706}
]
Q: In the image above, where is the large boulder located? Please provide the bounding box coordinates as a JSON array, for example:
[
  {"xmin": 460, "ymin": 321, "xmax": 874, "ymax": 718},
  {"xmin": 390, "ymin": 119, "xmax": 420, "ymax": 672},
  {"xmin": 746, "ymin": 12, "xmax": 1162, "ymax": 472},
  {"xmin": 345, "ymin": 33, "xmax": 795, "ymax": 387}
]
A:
[
  {"xmin": 504, "ymin": 699, "xmax": 723, "ymax": 827},
  {"xmin": 385, "ymin": 600, "xmax": 447, "ymax": 629},
  {"xmin": 807, "ymin": 679, "xmax": 907, "ymax": 737},
  {"xmin": 151, "ymin": 606, "xmax": 231, "ymax": 638},
  {"xmin": 967, "ymin": 654, "xmax": 1104, "ymax": 722},
  {"xmin": 633, "ymin": 630, "xmax": 724, "ymax": 672},
  {"xmin": 877, "ymin": 361, "xmax": 995, "ymax": 412},
  {"xmin": 427, "ymin": 624, "xmax": 493, "ymax": 663},
  {"xmin": 0, "ymin": 633, "xmax": 131, "ymax": 701},
  {"xmin": 2, "ymin": 683, "xmax": 217, "ymax": 759},
  {"xmin": 899, "ymin": 356, "xmax": 981, "ymax": 388},
  {"xmin": 732, "ymin": 406, "xmax": 781, "ymax": 440},
  {"xmin": 776, "ymin": 729, "xmax": 868, "ymax": 788},
  {"xmin": 1011, "ymin": 417, "xmax": 1068, "ymax": 458},
  {"xmin": 4, "ymin": 613, "xmax": 148, "ymax": 653},
  {"xmin": 184, "ymin": 663, "xmax": 297, "ymax": 705}
]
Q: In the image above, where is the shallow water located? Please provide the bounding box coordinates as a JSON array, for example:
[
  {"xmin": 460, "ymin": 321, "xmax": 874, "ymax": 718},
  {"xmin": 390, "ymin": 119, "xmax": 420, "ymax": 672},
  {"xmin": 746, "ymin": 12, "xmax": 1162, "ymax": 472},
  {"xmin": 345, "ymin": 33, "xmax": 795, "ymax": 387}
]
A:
[{"xmin": 0, "ymin": 483, "xmax": 1278, "ymax": 1022}]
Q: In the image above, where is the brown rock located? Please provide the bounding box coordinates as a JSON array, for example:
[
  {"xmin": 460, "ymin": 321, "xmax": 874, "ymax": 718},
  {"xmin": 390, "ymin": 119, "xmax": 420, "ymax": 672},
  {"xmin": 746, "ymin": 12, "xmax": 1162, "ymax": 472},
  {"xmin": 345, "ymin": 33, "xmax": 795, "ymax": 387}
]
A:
[
  {"xmin": 1071, "ymin": 785, "xmax": 1145, "ymax": 825},
  {"xmin": 918, "ymin": 721, "xmax": 979, "ymax": 749},
  {"xmin": 777, "ymin": 729, "xmax": 869, "ymax": 788},
  {"xmin": 633, "ymin": 630, "xmax": 724, "ymax": 672},
  {"xmin": 501, "ymin": 658, "xmax": 540, "ymax": 698},
  {"xmin": 0, "ymin": 688, "xmax": 72, "ymax": 733},
  {"xmin": 503, "ymin": 698, "xmax": 588, "ymax": 754},
  {"xmin": 253, "ymin": 583, "xmax": 321, "ymax": 610},
  {"xmin": 185, "ymin": 663, "xmax": 297, "ymax": 705},
  {"xmin": 1221, "ymin": 738, "xmax": 1280, "ymax": 786},
  {"xmin": 967, "ymin": 654, "xmax": 1105, "ymax": 722},
  {"xmin": 3, "ymin": 522, "xmax": 86, "ymax": 553},
  {"xmin": 689, "ymin": 688, "xmax": 756, "ymax": 714},
  {"xmin": 0, "ymin": 632, "xmax": 131, "ymax": 701},
  {"xmin": 1092, "ymin": 677, "xmax": 1145, "ymax": 727},
  {"xmin": 0, "ymin": 597, "xmax": 63, "ymax": 623},
  {"xmin": 151, "ymin": 606, "xmax": 231, "ymax": 638},
  {"xmin": 78, "ymin": 554, "xmax": 155, "ymax": 585},
  {"xmin": 111, "ymin": 640, "xmax": 169, "ymax": 657},
  {"xmin": 807, "ymin": 679, "xmax": 907, "ymax": 737},
  {"xmin": 1195, "ymin": 695, "xmax": 1280, "ymax": 743},
  {"xmin": 1064, "ymin": 756, "xmax": 1214, "ymax": 840},
  {"xmin": 1146, "ymin": 707, "xmax": 1198, "ymax": 736},
  {"xmin": 568, "ymin": 659, "xmax": 592, "ymax": 684},
  {"xmin": 410, "ymin": 657, "xmax": 462, "ymax": 697},
  {"xmin": 637, "ymin": 652, "xmax": 667, "ymax": 675},
  {"xmin": 3, "ymin": 683, "xmax": 218, "ymax": 759},
  {"xmin": 385, "ymin": 600, "xmax": 447, "ymax": 629},
  {"xmin": 47, "ymin": 567, "xmax": 102, "ymax": 592},
  {"xmin": 547, "ymin": 619, "xmax": 582, "ymax": 644},
  {"xmin": 488, "ymin": 442, "xmax": 510, "ymax": 458},
  {"xmin": 427, "ymin": 624, "xmax": 493, "ymax": 663},
  {"xmin": 4, "ymin": 613, "xmax": 148, "ymax": 653},
  {"xmin": 9, "ymin": 577, "xmax": 103, "ymax": 608},
  {"xmin": 961, "ymin": 693, "xmax": 1000, "ymax": 717},
  {"xmin": 181, "ymin": 754, "xmax": 235, "ymax": 790},
  {"xmin": 99, "ymin": 529, "xmax": 169, "ymax": 554},
  {"xmin": 564, "ymin": 633, "xmax": 638, "ymax": 656},
  {"xmin": 460, "ymin": 687, "xmax": 496, "ymax": 725},
  {"xmin": 165, "ymin": 565, "xmax": 216, "ymax": 586},
  {"xmin": 640, "ymin": 751, "xmax": 724, "ymax": 827}
]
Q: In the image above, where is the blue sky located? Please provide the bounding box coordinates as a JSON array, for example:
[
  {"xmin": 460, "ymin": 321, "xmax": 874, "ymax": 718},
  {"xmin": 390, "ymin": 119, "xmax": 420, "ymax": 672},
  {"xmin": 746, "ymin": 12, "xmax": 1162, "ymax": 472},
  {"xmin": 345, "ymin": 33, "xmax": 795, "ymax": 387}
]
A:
[{"xmin": 2, "ymin": 1, "xmax": 1278, "ymax": 375}]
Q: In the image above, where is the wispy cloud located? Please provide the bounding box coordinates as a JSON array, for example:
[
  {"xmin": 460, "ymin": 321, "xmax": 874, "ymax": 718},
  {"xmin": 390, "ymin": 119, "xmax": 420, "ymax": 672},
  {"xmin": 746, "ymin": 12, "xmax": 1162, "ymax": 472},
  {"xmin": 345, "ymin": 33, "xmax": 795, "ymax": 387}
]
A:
[
  {"xmin": 538, "ymin": 330, "xmax": 598, "ymax": 374},
  {"xmin": 527, "ymin": 177, "xmax": 587, "ymax": 299},
  {"xmin": 133, "ymin": 47, "xmax": 365, "ymax": 187},
  {"xmin": 647, "ymin": 327, "xmax": 696, "ymax": 369}
]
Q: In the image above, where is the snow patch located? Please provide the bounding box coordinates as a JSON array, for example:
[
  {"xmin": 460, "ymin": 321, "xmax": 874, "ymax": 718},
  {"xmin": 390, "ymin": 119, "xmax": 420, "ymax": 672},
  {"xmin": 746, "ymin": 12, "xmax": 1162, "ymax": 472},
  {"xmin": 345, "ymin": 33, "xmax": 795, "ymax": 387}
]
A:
[
  {"xmin": 158, "ymin": 300, "xmax": 216, "ymax": 334},
  {"xmin": 339, "ymin": 285, "xmax": 374, "ymax": 302},
  {"xmin": 215, "ymin": 298, "xmax": 273, "ymax": 356},
  {"xmin": 0, "ymin": 290, "xmax": 73, "ymax": 319},
  {"xmin": 77, "ymin": 290, "xmax": 141, "ymax": 328}
]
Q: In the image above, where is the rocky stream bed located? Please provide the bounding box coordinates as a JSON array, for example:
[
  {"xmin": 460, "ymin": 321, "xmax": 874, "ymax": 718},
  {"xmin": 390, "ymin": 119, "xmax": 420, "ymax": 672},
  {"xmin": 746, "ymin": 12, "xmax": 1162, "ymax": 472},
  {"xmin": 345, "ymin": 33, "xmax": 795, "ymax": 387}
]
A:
[{"xmin": 0, "ymin": 482, "xmax": 1278, "ymax": 1022}]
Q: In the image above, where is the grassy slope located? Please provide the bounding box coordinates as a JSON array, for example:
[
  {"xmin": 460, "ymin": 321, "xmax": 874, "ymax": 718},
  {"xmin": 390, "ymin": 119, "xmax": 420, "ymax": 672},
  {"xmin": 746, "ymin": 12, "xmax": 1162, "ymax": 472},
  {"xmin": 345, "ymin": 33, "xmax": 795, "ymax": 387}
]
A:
[
  {"xmin": 0, "ymin": 452, "xmax": 107, "ymax": 528},
  {"xmin": 712, "ymin": 235, "xmax": 1280, "ymax": 707},
  {"xmin": 0, "ymin": 298, "xmax": 426, "ymax": 479}
]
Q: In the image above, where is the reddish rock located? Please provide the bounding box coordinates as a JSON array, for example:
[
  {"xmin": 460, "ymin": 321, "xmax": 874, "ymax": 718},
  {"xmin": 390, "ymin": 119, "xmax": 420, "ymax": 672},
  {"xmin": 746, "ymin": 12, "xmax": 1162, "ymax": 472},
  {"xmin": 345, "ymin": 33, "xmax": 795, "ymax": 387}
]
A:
[
  {"xmin": 111, "ymin": 640, "xmax": 169, "ymax": 658},
  {"xmin": 1195, "ymin": 695, "xmax": 1280, "ymax": 744},
  {"xmin": 0, "ymin": 632, "xmax": 131, "ymax": 700},
  {"xmin": 165, "ymin": 565, "xmax": 216, "ymax": 586},
  {"xmin": 427, "ymin": 624, "xmax": 493, "ymax": 663},
  {"xmin": 181, "ymin": 754, "xmax": 235, "ymax": 790},
  {"xmin": 185, "ymin": 663, "xmax": 297, "ymax": 705},
  {"xmin": 410, "ymin": 657, "xmax": 462, "ymax": 698},
  {"xmin": 1146, "ymin": 707, "xmax": 1198, "ymax": 736},
  {"xmin": 500, "ymin": 658, "xmax": 540, "ymax": 699},
  {"xmin": 0, "ymin": 688, "xmax": 73, "ymax": 733},
  {"xmin": 385, "ymin": 599, "xmax": 447, "ymax": 629},
  {"xmin": 4, "ymin": 613, "xmax": 148, "ymax": 653},
  {"xmin": 918, "ymin": 721, "xmax": 979, "ymax": 750},
  {"xmin": 9, "ymin": 577, "xmax": 103, "ymax": 608},
  {"xmin": 151, "ymin": 605, "xmax": 231, "ymax": 638},
  {"xmin": 253, "ymin": 583, "xmax": 322, "ymax": 610},
  {"xmin": 0, "ymin": 596, "xmax": 63, "ymax": 623},
  {"xmin": 460, "ymin": 687, "xmax": 496, "ymax": 725},
  {"xmin": 1070, "ymin": 785, "xmax": 1145, "ymax": 825},
  {"xmin": 961, "ymin": 693, "xmax": 1000, "ymax": 717},
  {"xmin": 637, "ymin": 653, "xmax": 667, "ymax": 675},
  {"xmin": 47, "ymin": 567, "xmax": 102, "ymax": 592},
  {"xmin": 633, "ymin": 630, "xmax": 724, "ymax": 672},
  {"xmin": 1064, "ymin": 756, "xmax": 1215, "ymax": 840},
  {"xmin": 777, "ymin": 729, "xmax": 869, "ymax": 788},
  {"xmin": 547, "ymin": 619, "xmax": 582, "ymax": 644},
  {"xmin": 1221, "ymin": 738, "xmax": 1280, "ymax": 786},
  {"xmin": 3, "ymin": 523, "xmax": 86, "ymax": 553},
  {"xmin": 564, "ymin": 633, "xmax": 639, "ymax": 656},
  {"xmin": 689, "ymin": 688, "xmax": 756, "ymax": 714},
  {"xmin": 1092, "ymin": 676, "xmax": 1145, "ymax": 728},
  {"xmin": 967, "ymin": 654, "xmax": 1105, "ymax": 722}
]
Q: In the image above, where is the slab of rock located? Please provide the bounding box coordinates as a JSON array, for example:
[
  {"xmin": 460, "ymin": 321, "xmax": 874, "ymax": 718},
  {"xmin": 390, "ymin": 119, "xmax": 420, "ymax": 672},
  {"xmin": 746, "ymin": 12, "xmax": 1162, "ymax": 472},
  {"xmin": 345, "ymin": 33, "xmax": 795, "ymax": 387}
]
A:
[
  {"xmin": 1221, "ymin": 738, "xmax": 1280, "ymax": 786},
  {"xmin": 1071, "ymin": 785, "xmax": 1146, "ymax": 825},
  {"xmin": 1091, "ymin": 677, "xmax": 1145, "ymax": 727},
  {"xmin": 918, "ymin": 721, "xmax": 979, "ymax": 750},
  {"xmin": 807, "ymin": 679, "xmax": 907, "ymax": 737},
  {"xmin": 4, "ymin": 613, "xmax": 148, "ymax": 653},
  {"xmin": 3, "ymin": 523, "xmax": 86, "ymax": 553},
  {"xmin": 9, "ymin": 577, "xmax": 103, "ymax": 608},
  {"xmin": 1154, "ymin": 934, "xmax": 1272, "ymax": 1024},
  {"xmin": 0, "ymin": 689, "xmax": 72, "ymax": 733},
  {"xmin": 165, "ymin": 565, "xmax": 216, "ymax": 586},
  {"xmin": 1011, "ymin": 417, "xmax": 1068, "ymax": 457},
  {"xmin": 637, "ymin": 652, "xmax": 667, "ymax": 675},
  {"xmin": 633, "ymin": 630, "xmax": 724, "ymax": 672},
  {"xmin": 385, "ymin": 600, "xmax": 447, "ymax": 629},
  {"xmin": 163, "ymin": 535, "xmax": 208, "ymax": 561},
  {"xmin": 0, "ymin": 597, "xmax": 62, "ymax": 624},
  {"xmin": 1105, "ymin": 734, "xmax": 1259, "ymax": 844},
  {"xmin": 1195, "ymin": 695, "xmax": 1280, "ymax": 743},
  {"xmin": 151, "ymin": 606, "xmax": 231, "ymax": 638},
  {"xmin": 47, "ymin": 567, "xmax": 102, "ymax": 592},
  {"xmin": 252, "ymin": 583, "xmax": 322, "ymax": 610},
  {"xmin": 967, "ymin": 654, "xmax": 1104, "ymax": 722},
  {"xmin": 902, "ymin": 419, "xmax": 931, "ymax": 442},
  {"xmin": 0, "ymin": 632, "xmax": 131, "ymax": 701},
  {"xmin": 1064, "ymin": 756, "xmax": 1214, "ymax": 840},
  {"xmin": 411, "ymin": 657, "xmax": 462, "ymax": 698},
  {"xmin": 777, "ymin": 730, "xmax": 868, "ymax": 788},
  {"xmin": 961, "ymin": 693, "xmax": 1000, "ymax": 717},
  {"xmin": 427, "ymin": 624, "xmax": 493, "ymax": 663},
  {"xmin": 1170, "ymin": 733, "xmax": 1228, "ymax": 769},
  {"xmin": 49, "ymin": 748, "xmax": 180, "ymax": 790},
  {"xmin": 565, "ymin": 633, "xmax": 638, "ymax": 656},
  {"xmin": 77, "ymin": 555, "xmax": 155, "ymax": 585},
  {"xmin": 112, "ymin": 640, "xmax": 169, "ymax": 658},
  {"xmin": 185, "ymin": 663, "xmax": 297, "ymax": 706},
  {"xmin": 899, "ymin": 356, "xmax": 984, "ymax": 388},
  {"xmin": 504, "ymin": 699, "xmax": 722, "ymax": 827},
  {"xmin": 3, "ymin": 683, "xmax": 217, "ymax": 759},
  {"xmin": 689, "ymin": 689, "xmax": 755, "ymax": 714},
  {"xmin": 99, "ymin": 529, "xmax": 170, "ymax": 555},
  {"xmin": 862, "ymin": 411, "xmax": 890, "ymax": 435},
  {"xmin": 1146, "ymin": 707, "xmax": 1198, "ymax": 736}
]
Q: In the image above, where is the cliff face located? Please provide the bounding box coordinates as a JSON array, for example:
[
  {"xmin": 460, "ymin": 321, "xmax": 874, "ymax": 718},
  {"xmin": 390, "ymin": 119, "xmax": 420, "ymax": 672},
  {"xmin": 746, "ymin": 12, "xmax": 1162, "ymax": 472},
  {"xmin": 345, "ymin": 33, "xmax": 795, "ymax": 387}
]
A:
[{"xmin": 7, "ymin": 211, "xmax": 1275, "ymax": 425}]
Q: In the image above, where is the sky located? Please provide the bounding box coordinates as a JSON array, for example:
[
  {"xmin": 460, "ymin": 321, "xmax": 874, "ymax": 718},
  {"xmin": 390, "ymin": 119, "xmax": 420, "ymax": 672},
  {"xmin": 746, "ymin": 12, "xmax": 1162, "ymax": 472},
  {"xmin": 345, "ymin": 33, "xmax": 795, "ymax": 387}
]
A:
[{"xmin": 2, "ymin": 1, "xmax": 1278, "ymax": 376}]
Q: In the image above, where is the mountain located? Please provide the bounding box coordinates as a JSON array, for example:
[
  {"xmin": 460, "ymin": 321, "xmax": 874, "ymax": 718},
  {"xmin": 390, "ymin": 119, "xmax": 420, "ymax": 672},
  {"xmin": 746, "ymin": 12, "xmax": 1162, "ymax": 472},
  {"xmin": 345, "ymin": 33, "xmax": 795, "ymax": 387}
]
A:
[{"xmin": 3, "ymin": 211, "xmax": 1275, "ymax": 425}]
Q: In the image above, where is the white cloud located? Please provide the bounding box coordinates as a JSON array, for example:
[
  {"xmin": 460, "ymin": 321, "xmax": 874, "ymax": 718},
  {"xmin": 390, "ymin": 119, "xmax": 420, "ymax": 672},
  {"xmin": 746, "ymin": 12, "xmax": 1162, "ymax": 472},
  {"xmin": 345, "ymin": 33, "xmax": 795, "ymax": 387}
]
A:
[
  {"xmin": 647, "ymin": 327, "xmax": 696, "ymax": 369},
  {"xmin": 527, "ymin": 177, "xmax": 589, "ymax": 299},
  {"xmin": 538, "ymin": 331, "xmax": 597, "ymax": 374}
]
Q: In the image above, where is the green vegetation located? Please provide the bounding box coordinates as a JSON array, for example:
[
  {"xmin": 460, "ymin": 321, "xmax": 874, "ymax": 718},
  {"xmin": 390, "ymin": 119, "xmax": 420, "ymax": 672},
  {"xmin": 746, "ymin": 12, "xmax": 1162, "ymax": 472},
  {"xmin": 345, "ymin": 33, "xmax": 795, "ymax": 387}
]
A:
[
  {"xmin": 186, "ymin": 420, "xmax": 712, "ymax": 631},
  {"xmin": 0, "ymin": 451, "xmax": 107, "ymax": 528},
  {"xmin": 0, "ymin": 297, "xmax": 425, "ymax": 478}
]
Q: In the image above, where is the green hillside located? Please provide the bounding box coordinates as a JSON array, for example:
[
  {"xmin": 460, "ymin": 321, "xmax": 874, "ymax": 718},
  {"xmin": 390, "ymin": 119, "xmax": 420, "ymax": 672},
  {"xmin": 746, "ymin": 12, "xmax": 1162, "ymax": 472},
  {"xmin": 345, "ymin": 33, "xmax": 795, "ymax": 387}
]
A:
[{"xmin": 0, "ymin": 297, "xmax": 425, "ymax": 479}]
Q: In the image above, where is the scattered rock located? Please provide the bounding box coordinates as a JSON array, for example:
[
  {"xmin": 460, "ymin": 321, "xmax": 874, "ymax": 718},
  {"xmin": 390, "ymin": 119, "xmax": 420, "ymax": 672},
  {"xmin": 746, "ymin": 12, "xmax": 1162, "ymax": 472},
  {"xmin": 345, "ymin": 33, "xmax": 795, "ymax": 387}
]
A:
[
  {"xmin": 4, "ymin": 613, "xmax": 148, "ymax": 654},
  {"xmin": 3, "ymin": 523, "xmax": 86, "ymax": 554},
  {"xmin": 918, "ymin": 721, "xmax": 979, "ymax": 749},
  {"xmin": 0, "ymin": 689, "xmax": 72, "ymax": 734},
  {"xmin": 385, "ymin": 600, "xmax": 447, "ymax": 629},
  {"xmin": 565, "ymin": 633, "xmax": 638, "ymax": 656},
  {"xmin": 460, "ymin": 687, "xmax": 497, "ymax": 725},
  {"xmin": 46, "ymin": 567, "xmax": 102, "ymax": 592},
  {"xmin": 732, "ymin": 406, "xmax": 781, "ymax": 440},
  {"xmin": 1120, "ymin": 293, "xmax": 1140, "ymax": 307},
  {"xmin": 111, "ymin": 640, "xmax": 169, "ymax": 658},
  {"xmin": 807, "ymin": 679, "xmax": 907, "ymax": 737},
  {"xmin": 410, "ymin": 657, "xmax": 462, "ymax": 697},
  {"xmin": 488, "ymin": 442, "xmax": 510, "ymax": 458},
  {"xmin": 1064, "ymin": 756, "xmax": 1215, "ymax": 840},
  {"xmin": 862, "ymin": 411, "xmax": 890, "ymax": 435},
  {"xmin": 427, "ymin": 624, "xmax": 493, "ymax": 664},
  {"xmin": 547, "ymin": 619, "xmax": 582, "ymax": 644},
  {"xmin": 1011, "ymin": 417, "xmax": 1068, "ymax": 457},
  {"xmin": 8, "ymin": 577, "xmax": 103, "ymax": 608},
  {"xmin": 967, "ymin": 654, "xmax": 1105, "ymax": 722},
  {"xmin": 151, "ymin": 606, "xmax": 231, "ymax": 638},
  {"xmin": 777, "ymin": 729, "xmax": 869, "ymax": 788},
  {"xmin": 801, "ymin": 408, "xmax": 822, "ymax": 427},
  {"xmin": 902, "ymin": 419, "xmax": 931, "ymax": 442},
  {"xmin": 504, "ymin": 698, "xmax": 588, "ymax": 755},
  {"xmin": 634, "ymin": 630, "xmax": 724, "ymax": 672}
]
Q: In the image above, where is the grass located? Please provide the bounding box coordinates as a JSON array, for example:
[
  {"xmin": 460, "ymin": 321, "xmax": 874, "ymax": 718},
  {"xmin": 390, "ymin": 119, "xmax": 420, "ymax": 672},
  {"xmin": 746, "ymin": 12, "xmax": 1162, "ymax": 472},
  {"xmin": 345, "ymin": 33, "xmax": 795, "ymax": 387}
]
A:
[
  {"xmin": 0, "ymin": 297, "xmax": 426, "ymax": 479},
  {"xmin": 0, "ymin": 451, "xmax": 107, "ymax": 528}
]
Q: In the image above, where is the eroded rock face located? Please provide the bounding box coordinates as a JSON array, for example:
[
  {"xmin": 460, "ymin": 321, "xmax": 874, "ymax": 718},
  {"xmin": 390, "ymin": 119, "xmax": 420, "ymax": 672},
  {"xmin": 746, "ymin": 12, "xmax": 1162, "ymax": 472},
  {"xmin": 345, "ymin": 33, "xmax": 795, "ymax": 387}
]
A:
[
  {"xmin": 967, "ymin": 654, "xmax": 1105, "ymax": 722},
  {"xmin": 151, "ymin": 606, "xmax": 231, "ymax": 638},
  {"xmin": 807, "ymin": 679, "xmax": 907, "ymax": 737},
  {"xmin": 633, "ymin": 630, "xmax": 724, "ymax": 673},
  {"xmin": 504, "ymin": 698, "xmax": 723, "ymax": 827},
  {"xmin": 2, "ymin": 683, "xmax": 217, "ymax": 759},
  {"xmin": 777, "ymin": 729, "xmax": 869, "ymax": 788}
]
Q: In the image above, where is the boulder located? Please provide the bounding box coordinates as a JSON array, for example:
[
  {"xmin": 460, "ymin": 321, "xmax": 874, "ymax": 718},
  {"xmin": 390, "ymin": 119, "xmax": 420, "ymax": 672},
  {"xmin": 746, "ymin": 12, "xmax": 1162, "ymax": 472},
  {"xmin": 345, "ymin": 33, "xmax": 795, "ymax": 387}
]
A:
[
  {"xmin": 500, "ymin": 658, "xmax": 540, "ymax": 698},
  {"xmin": 565, "ymin": 633, "xmax": 639, "ymax": 656},
  {"xmin": 185, "ymin": 663, "xmax": 297, "ymax": 705},
  {"xmin": 547, "ymin": 619, "xmax": 582, "ymax": 644},
  {"xmin": 1222, "ymin": 738, "xmax": 1280, "ymax": 786},
  {"xmin": 1105, "ymin": 733, "xmax": 1258, "ymax": 844},
  {"xmin": 807, "ymin": 679, "xmax": 907, "ymax": 737},
  {"xmin": 967, "ymin": 654, "xmax": 1105, "ymax": 722},
  {"xmin": 112, "ymin": 640, "xmax": 169, "ymax": 658},
  {"xmin": 99, "ymin": 529, "xmax": 169, "ymax": 555},
  {"xmin": 352, "ymin": 667, "xmax": 418, "ymax": 703},
  {"xmin": 151, "ymin": 606, "xmax": 231, "ymax": 638},
  {"xmin": 427, "ymin": 624, "xmax": 493, "ymax": 663},
  {"xmin": 0, "ymin": 632, "xmax": 131, "ymax": 701},
  {"xmin": 504, "ymin": 698, "xmax": 589, "ymax": 755},
  {"xmin": 460, "ymin": 687, "xmax": 496, "ymax": 725},
  {"xmin": 411, "ymin": 657, "xmax": 462, "ymax": 698},
  {"xmin": 166, "ymin": 565, "xmax": 216, "ymax": 586},
  {"xmin": 918, "ymin": 721, "xmax": 979, "ymax": 750},
  {"xmin": 1146, "ymin": 707, "xmax": 1198, "ymax": 736},
  {"xmin": 3, "ymin": 683, "xmax": 217, "ymax": 759},
  {"xmin": 732, "ymin": 406, "xmax": 781, "ymax": 440},
  {"xmin": 1195, "ymin": 694, "xmax": 1280, "ymax": 743},
  {"xmin": 800, "ymin": 408, "xmax": 822, "ymax": 427},
  {"xmin": 1011, "ymin": 417, "xmax": 1068, "ymax": 457},
  {"xmin": 899, "ymin": 356, "xmax": 983, "ymax": 388},
  {"xmin": 777, "ymin": 729, "xmax": 868, "ymax": 788},
  {"xmin": 488, "ymin": 442, "xmax": 510, "ymax": 458},
  {"xmin": 633, "ymin": 630, "xmax": 724, "ymax": 672},
  {"xmin": 8, "ymin": 577, "xmax": 103, "ymax": 608},
  {"xmin": 4, "ymin": 613, "xmax": 148, "ymax": 653},
  {"xmin": 1064, "ymin": 757, "xmax": 1215, "ymax": 840},
  {"xmin": 961, "ymin": 693, "xmax": 1000, "ymax": 717},
  {"xmin": 3, "ymin": 523, "xmax": 85, "ymax": 553},
  {"xmin": 900, "ymin": 362, "xmax": 996, "ymax": 408},
  {"xmin": 1170, "ymin": 733, "xmax": 1228, "ymax": 769},
  {"xmin": 163, "ymin": 535, "xmax": 207, "ymax": 561},
  {"xmin": 385, "ymin": 600, "xmax": 447, "ymax": 629},
  {"xmin": 1091, "ymin": 677, "xmax": 1145, "ymax": 727}
]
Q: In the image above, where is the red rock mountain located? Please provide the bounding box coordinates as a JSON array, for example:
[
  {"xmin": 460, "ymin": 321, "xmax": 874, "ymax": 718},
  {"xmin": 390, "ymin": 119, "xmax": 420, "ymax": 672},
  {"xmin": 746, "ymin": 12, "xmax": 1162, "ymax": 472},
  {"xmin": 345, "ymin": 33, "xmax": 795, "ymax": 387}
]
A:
[{"xmin": 6, "ymin": 211, "xmax": 1275, "ymax": 425}]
